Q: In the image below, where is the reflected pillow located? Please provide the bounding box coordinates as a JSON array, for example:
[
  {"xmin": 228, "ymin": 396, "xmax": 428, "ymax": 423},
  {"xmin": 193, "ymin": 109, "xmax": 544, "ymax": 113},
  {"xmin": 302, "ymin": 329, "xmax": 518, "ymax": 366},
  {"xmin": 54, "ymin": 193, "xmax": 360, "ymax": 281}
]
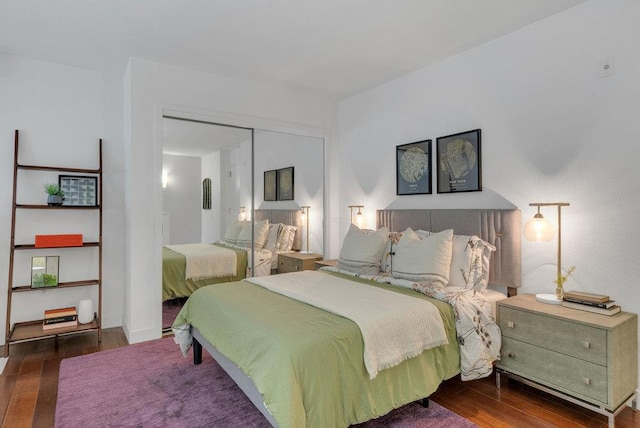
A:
[
  {"xmin": 222, "ymin": 220, "xmax": 246, "ymax": 245},
  {"xmin": 392, "ymin": 228, "xmax": 453, "ymax": 284},
  {"xmin": 276, "ymin": 225, "xmax": 297, "ymax": 252},
  {"xmin": 237, "ymin": 219, "xmax": 270, "ymax": 249},
  {"xmin": 265, "ymin": 223, "xmax": 283, "ymax": 251},
  {"xmin": 337, "ymin": 224, "xmax": 389, "ymax": 275}
]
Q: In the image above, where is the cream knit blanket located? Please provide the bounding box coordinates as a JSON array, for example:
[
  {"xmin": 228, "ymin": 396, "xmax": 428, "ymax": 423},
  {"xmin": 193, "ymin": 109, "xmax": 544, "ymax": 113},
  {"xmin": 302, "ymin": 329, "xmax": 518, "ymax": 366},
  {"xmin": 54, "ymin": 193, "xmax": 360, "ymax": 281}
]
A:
[
  {"xmin": 166, "ymin": 243, "xmax": 236, "ymax": 280},
  {"xmin": 246, "ymin": 270, "xmax": 448, "ymax": 379}
]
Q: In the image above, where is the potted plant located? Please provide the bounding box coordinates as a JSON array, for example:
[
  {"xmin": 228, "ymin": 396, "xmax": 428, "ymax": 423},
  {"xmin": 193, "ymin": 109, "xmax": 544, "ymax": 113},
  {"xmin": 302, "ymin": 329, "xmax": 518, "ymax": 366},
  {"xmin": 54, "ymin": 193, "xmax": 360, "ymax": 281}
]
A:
[{"xmin": 43, "ymin": 182, "xmax": 65, "ymax": 206}]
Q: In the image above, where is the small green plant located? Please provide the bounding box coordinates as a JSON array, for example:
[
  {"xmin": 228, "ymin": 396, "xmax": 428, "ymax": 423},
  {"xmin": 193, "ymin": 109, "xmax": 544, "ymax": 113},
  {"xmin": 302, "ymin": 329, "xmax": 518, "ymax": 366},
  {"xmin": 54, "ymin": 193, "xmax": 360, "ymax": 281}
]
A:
[
  {"xmin": 32, "ymin": 273, "xmax": 58, "ymax": 287},
  {"xmin": 555, "ymin": 266, "xmax": 576, "ymax": 287},
  {"xmin": 43, "ymin": 182, "xmax": 65, "ymax": 197}
]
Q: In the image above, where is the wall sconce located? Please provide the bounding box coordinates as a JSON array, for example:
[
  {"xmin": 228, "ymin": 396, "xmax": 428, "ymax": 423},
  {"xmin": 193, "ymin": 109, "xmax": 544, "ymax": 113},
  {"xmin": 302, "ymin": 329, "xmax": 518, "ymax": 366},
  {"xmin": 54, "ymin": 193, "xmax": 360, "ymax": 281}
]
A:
[
  {"xmin": 162, "ymin": 170, "xmax": 169, "ymax": 188},
  {"xmin": 238, "ymin": 206, "xmax": 247, "ymax": 221},
  {"xmin": 300, "ymin": 206, "xmax": 311, "ymax": 254},
  {"xmin": 348, "ymin": 205, "xmax": 365, "ymax": 229},
  {"xmin": 524, "ymin": 202, "xmax": 570, "ymax": 303}
]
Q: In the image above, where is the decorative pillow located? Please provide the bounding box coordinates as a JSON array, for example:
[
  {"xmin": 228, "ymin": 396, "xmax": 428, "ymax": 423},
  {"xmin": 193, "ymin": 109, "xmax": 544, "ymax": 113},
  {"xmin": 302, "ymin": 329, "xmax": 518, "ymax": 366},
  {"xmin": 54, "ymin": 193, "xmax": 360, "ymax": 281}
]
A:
[
  {"xmin": 264, "ymin": 223, "xmax": 283, "ymax": 251},
  {"xmin": 416, "ymin": 230, "xmax": 496, "ymax": 291},
  {"xmin": 222, "ymin": 220, "xmax": 246, "ymax": 245},
  {"xmin": 336, "ymin": 224, "xmax": 389, "ymax": 275},
  {"xmin": 276, "ymin": 225, "xmax": 297, "ymax": 252},
  {"xmin": 392, "ymin": 228, "xmax": 453, "ymax": 284},
  {"xmin": 236, "ymin": 219, "xmax": 270, "ymax": 249}
]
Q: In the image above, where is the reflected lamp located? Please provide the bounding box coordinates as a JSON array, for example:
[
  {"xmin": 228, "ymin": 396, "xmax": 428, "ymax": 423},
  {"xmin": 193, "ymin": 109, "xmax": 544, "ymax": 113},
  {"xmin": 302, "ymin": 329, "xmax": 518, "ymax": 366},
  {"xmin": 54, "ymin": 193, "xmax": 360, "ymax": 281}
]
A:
[
  {"xmin": 348, "ymin": 205, "xmax": 365, "ymax": 229},
  {"xmin": 300, "ymin": 206, "xmax": 311, "ymax": 254}
]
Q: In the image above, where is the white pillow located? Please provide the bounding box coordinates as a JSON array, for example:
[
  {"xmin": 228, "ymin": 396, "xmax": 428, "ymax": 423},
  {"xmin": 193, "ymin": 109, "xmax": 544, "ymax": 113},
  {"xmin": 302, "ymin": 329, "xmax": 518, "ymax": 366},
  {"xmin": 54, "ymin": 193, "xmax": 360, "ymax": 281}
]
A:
[
  {"xmin": 337, "ymin": 224, "xmax": 389, "ymax": 275},
  {"xmin": 264, "ymin": 223, "xmax": 283, "ymax": 251},
  {"xmin": 236, "ymin": 219, "xmax": 270, "ymax": 249},
  {"xmin": 223, "ymin": 220, "xmax": 246, "ymax": 245},
  {"xmin": 276, "ymin": 225, "xmax": 297, "ymax": 252},
  {"xmin": 392, "ymin": 228, "xmax": 453, "ymax": 284},
  {"xmin": 417, "ymin": 230, "xmax": 495, "ymax": 291}
]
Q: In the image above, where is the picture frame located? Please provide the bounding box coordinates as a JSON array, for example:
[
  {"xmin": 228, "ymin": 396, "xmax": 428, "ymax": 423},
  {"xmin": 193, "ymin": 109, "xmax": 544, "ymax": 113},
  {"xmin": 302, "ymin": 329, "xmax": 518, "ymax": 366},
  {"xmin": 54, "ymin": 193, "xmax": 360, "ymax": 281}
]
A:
[
  {"xmin": 396, "ymin": 139, "xmax": 432, "ymax": 195},
  {"xmin": 264, "ymin": 170, "xmax": 277, "ymax": 201},
  {"xmin": 59, "ymin": 175, "xmax": 98, "ymax": 206},
  {"xmin": 31, "ymin": 255, "xmax": 59, "ymax": 288},
  {"xmin": 277, "ymin": 167, "xmax": 294, "ymax": 201},
  {"xmin": 436, "ymin": 129, "xmax": 482, "ymax": 194}
]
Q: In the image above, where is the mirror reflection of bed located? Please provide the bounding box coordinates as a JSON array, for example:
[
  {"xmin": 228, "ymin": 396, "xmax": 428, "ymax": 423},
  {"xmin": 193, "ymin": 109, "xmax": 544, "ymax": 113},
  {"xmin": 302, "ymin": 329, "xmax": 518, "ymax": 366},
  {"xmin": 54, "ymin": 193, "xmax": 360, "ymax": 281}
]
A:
[
  {"xmin": 161, "ymin": 117, "xmax": 325, "ymax": 331},
  {"xmin": 172, "ymin": 208, "xmax": 521, "ymax": 427}
]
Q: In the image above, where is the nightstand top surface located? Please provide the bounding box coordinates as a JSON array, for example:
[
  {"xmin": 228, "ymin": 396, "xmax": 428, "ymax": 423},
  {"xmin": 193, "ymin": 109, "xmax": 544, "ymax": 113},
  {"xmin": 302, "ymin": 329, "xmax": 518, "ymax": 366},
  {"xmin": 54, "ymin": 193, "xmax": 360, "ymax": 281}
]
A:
[{"xmin": 498, "ymin": 293, "xmax": 636, "ymax": 329}]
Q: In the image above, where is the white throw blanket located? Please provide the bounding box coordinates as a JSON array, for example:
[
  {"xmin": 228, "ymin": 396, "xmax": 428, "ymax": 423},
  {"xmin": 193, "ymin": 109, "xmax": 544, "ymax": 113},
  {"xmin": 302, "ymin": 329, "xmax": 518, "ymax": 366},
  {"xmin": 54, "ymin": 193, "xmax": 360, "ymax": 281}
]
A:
[
  {"xmin": 166, "ymin": 243, "xmax": 236, "ymax": 280},
  {"xmin": 246, "ymin": 270, "xmax": 448, "ymax": 379}
]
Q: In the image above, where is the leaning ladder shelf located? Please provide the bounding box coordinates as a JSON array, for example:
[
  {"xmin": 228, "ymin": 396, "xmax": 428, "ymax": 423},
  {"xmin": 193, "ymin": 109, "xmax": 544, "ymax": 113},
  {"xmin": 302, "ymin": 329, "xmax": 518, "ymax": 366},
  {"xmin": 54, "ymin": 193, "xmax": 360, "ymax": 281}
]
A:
[{"xmin": 3, "ymin": 130, "xmax": 103, "ymax": 357}]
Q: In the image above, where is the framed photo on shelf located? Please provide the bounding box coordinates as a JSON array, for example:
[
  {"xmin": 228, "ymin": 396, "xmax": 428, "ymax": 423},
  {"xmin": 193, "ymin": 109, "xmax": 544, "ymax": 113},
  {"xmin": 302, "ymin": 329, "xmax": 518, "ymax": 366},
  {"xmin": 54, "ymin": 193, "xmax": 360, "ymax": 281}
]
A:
[
  {"xmin": 396, "ymin": 139, "xmax": 432, "ymax": 195},
  {"xmin": 31, "ymin": 256, "xmax": 59, "ymax": 288},
  {"xmin": 277, "ymin": 167, "xmax": 294, "ymax": 201},
  {"xmin": 436, "ymin": 129, "xmax": 482, "ymax": 193},
  {"xmin": 59, "ymin": 175, "xmax": 98, "ymax": 206},
  {"xmin": 264, "ymin": 170, "xmax": 277, "ymax": 201}
]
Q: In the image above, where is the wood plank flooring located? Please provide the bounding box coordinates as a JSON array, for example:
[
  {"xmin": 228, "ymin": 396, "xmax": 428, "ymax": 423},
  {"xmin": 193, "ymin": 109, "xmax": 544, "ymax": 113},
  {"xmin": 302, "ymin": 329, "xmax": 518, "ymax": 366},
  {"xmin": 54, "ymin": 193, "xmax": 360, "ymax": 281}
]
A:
[{"xmin": 1, "ymin": 328, "xmax": 638, "ymax": 427}]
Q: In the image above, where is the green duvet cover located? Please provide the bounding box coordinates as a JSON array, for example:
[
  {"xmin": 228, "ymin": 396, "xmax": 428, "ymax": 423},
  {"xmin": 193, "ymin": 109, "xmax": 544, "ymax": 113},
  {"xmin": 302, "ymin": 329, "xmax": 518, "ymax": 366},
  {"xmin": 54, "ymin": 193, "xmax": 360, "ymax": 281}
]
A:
[
  {"xmin": 173, "ymin": 270, "xmax": 460, "ymax": 428},
  {"xmin": 162, "ymin": 243, "xmax": 247, "ymax": 301}
]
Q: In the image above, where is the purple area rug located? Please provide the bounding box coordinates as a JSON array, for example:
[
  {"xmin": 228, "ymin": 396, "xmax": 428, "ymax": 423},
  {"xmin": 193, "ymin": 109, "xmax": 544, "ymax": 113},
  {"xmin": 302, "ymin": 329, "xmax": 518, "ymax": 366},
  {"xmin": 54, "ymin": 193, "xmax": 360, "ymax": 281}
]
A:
[
  {"xmin": 56, "ymin": 338, "xmax": 476, "ymax": 427},
  {"xmin": 163, "ymin": 299, "xmax": 185, "ymax": 330}
]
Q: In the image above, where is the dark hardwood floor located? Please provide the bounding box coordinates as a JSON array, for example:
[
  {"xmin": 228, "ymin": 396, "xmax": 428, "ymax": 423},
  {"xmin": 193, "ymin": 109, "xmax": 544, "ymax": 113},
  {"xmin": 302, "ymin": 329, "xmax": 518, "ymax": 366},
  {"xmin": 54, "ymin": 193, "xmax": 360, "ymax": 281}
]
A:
[{"xmin": 1, "ymin": 328, "xmax": 638, "ymax": 427}]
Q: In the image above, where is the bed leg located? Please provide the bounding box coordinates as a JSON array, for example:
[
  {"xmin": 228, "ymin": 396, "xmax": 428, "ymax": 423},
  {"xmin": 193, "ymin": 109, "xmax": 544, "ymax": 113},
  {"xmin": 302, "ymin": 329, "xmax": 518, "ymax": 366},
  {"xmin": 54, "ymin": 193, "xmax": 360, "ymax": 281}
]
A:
[
  {"xmin": 421, "ymin": 398, "xmax": 429, "ymax": 408},
  {"xmin": 193, "ymin": 338, "xmax": 203, "ymax": 365}
]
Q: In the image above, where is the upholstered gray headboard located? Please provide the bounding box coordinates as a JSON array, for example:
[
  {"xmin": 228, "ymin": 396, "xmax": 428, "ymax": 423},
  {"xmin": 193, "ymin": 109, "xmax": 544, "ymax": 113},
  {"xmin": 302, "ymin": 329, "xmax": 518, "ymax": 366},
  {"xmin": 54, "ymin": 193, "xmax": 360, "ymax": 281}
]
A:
[
  {"xmin": 377, "ymin": 209, "xmax": 521, "ymax": 296},
  {"xmin": 254, "ymin": 209, "xmax": 303, "ymax": 250}
]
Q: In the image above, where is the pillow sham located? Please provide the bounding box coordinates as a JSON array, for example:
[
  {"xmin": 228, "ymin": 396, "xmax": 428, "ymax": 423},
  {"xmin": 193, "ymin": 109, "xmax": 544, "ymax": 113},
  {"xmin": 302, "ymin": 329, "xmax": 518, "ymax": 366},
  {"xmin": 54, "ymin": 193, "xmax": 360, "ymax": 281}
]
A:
[
  {"xmin": 236, "ymin": 219, "xmax": 270, "ymax": 249},
  {"xmin": 336, "ymin": 224, "xmax": 389, "ymax": 275},
  {"xmin": 416, "ymin": 229, "xmax": 496, "ymax": 291},
  {"xmin": 264, "ymin": 223, "xmax": 283, "ymax": 251},
  {"xmin": 276, "ymin": 225, "xmax": 297, "ymax": 252},
  {"xmin": 392, "ymin": 228, "xmax": 453, "ymax": 284},
  {"xmin": 222, "ymin": 220, "xmax": 246, "ymax": 245}
]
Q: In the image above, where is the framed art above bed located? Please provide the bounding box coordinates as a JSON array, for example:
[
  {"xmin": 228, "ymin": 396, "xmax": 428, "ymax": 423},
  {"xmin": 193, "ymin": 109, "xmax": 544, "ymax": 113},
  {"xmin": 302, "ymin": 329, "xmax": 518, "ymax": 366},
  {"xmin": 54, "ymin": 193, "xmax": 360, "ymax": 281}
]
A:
[
  {"xmin": 436, "ymin": 129, "xmax": 482, "ymax": 194},
  {"xmin": 396, "ymin": 139, "xmax": 432, "ymax": 195}
]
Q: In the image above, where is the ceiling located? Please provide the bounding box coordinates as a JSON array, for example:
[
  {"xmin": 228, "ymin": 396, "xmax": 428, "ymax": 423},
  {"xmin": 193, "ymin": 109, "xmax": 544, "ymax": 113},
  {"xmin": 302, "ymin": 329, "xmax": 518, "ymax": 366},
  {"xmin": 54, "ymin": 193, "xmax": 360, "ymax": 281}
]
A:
[
  {"xmin": 1, "ymin": 0, "xmax": 589, "ymax": 98},
  {"xmin": 163, "ymin": 118, "xmax": 253, "ymax": 157}
]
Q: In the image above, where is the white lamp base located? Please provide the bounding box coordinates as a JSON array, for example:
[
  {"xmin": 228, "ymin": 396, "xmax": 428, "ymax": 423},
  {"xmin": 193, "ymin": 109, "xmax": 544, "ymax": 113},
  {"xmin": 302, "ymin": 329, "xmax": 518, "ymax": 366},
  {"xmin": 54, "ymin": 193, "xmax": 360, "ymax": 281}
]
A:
[{"xmin": 535, "ymin": 293, "xmax": 562, "ymax": 305}]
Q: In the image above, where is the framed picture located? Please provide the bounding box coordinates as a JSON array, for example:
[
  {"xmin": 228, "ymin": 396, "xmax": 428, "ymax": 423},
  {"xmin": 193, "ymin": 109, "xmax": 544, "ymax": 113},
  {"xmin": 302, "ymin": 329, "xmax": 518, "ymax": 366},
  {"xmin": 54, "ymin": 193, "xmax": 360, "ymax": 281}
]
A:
[
  {"xmin": 277, "ymin": 167, "xmax": 294, "ymax": 201},
  {"xmin": 436, "ymin": 129, "xmax": 482, "ymax": 193},
  {"xmin": 31, "ymin": 256, "xmax": 59, "ymax": 288},
  {"xmin": 264, "ymin": 170, "xmax": 277, "ymax": 201},
  {"xmin": 59, "ymin": 175, "xmax": 98, "ymax": 206},
  {"xmin": 396, "ymin": 140, "xmax": 432, "ymax": 195}
]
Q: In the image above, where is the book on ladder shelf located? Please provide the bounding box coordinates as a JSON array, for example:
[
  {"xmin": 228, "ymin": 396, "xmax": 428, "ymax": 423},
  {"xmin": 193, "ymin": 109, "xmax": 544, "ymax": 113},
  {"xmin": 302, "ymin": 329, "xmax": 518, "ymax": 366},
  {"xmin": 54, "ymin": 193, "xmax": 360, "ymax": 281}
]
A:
[
  {"xmin": 43, "ymin": 306, "xmax": 78, "ymax": 330},
  {"xmin": 561, "ymin": 290, "xmax": 621, "ymax": 316}
]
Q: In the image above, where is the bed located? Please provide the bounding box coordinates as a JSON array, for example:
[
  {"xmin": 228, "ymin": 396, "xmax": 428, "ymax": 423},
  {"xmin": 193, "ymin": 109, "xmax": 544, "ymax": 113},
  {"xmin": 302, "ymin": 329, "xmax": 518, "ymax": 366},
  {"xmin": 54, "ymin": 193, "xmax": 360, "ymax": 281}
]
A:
[
  {"xmin": 162, "ymin": 209, "xmax": 304, "ymax": 301},
  {"xmin": 173, "ymin": 208, "xmax": 521, "ymax": 427}
]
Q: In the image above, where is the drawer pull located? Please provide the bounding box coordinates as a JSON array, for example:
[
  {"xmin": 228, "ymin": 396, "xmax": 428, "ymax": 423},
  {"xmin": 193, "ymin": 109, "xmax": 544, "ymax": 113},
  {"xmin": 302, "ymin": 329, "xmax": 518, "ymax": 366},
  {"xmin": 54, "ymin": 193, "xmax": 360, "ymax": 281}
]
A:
[
  {"xmin": 583, "ymin": 377, "xmax": 591, "ymax": 385},
  {"xmin": 295, "ymin": 266, "xmax": 299, "ymax": 270},
  {"xmin": 508, "ymin": 352, "xmax": 515, "ymax": 359},
  {"xmin": 507, "ymin": 321, "xmax": 515, "ymax": 328},
  {"xmin": 582, "ymin": 341, "xmax": 590, "ymax": 349}
]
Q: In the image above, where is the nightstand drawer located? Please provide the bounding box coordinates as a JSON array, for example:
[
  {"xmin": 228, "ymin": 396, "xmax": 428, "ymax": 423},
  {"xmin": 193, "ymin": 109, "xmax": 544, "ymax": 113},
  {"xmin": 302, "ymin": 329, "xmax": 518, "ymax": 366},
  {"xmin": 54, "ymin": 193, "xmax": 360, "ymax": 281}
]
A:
[
  {"xmin": 499, "ymin": 306, "xmax": 607, "ymax": 366},
  {"xmin": 279, "ymin": 257, "xmax": 303, "ymax": 273},
  {"xmin": 500, "ymin": 337, "xmax": 608, "ymax": 403}
]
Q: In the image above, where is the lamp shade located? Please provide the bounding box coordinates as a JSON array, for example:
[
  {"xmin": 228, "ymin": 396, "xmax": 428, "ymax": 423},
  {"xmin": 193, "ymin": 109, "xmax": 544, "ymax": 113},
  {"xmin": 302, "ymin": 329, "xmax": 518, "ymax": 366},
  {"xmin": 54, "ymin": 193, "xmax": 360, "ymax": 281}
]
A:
[{"xmin": 524, "ymin": 214, "xmax": 554, "ymax": 242}]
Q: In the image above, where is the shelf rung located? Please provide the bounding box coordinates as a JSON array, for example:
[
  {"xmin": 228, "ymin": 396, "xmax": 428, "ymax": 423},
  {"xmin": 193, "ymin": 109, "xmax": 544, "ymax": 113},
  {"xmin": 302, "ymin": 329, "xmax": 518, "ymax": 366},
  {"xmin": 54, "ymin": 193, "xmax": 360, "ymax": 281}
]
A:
[{"xmin": 17, "ymin": 163, "xmax": 100, "ymax": 174}]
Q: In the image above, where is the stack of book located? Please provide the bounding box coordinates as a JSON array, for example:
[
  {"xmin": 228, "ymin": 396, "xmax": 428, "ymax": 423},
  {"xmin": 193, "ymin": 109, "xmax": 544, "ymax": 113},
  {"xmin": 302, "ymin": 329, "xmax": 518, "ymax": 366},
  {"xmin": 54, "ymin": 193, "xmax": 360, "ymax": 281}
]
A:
[
  {"xmin": 43, "ymin": 306, "xmax": 78, "ymax": 330},
  {"xmin": 561, "ymin": 290, "xmax": 621, "ymax": 316}
]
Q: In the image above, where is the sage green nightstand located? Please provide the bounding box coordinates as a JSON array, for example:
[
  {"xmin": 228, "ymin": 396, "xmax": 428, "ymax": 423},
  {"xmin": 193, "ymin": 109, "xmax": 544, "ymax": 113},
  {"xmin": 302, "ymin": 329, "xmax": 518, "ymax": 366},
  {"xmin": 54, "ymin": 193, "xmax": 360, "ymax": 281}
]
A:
[{"xmin": 496, "ymin": 294, "xmax": 637, "ymax": 427}]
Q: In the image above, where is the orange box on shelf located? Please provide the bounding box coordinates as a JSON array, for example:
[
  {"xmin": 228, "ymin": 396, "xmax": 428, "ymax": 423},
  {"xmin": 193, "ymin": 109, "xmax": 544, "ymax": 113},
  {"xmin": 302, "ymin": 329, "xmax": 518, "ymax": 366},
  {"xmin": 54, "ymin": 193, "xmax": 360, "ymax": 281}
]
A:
[{"xmin": 35, "ymin": 234, "xmax": 83, "ymax": 248}]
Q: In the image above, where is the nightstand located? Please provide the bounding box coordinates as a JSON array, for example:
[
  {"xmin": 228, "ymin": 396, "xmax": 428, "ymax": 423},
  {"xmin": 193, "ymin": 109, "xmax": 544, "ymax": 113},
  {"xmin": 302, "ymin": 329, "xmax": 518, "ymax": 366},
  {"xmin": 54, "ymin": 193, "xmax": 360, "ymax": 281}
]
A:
[
  {"xmin": 496, "ymin": 294, "xmax": 637, "ymax": 426},
  {"xmin": 314, "ymin": 259, "xmax": 338, "ymax": 270},
  {"xmin": 277, "ymin": 252, "xmax": 322, "ymax": 273}
]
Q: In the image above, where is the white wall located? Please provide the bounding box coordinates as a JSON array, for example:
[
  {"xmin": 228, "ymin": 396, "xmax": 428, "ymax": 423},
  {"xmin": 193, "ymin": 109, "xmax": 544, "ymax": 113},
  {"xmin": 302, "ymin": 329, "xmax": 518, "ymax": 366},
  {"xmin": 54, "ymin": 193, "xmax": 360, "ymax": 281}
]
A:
[
  {"xmin": 124, "ymin": 58, "xmax": 337, "ymax": 343},
  {"xmin": 0, "ymin": 53, "xmax": 125, "ymax": 345},
  {"xmin": 162, "ymin": 153, "xmax": 201, "ymax": 244},
  {"xmin": 339, "ymin": 0, "xmax": 640, "ymax": 383}
]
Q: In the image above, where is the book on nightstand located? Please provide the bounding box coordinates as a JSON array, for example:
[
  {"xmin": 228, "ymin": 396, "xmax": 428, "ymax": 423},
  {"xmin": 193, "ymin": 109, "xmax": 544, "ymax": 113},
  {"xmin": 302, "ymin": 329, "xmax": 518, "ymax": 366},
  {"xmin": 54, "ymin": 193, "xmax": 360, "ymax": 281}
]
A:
[
  {"xmin": 562, "ymin": 296, "xmax": 616, "ymax": 309},
  {"xmin": 561, "ymin": 300, "xmax": 621, "ymax": 316},
  {"xmin": 42, "ymin": 319, "xmax": 78, "ymax": 330},
  {"xmin": 563, "ymin": 290, "xmax": 609, "ymax": 303}
]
